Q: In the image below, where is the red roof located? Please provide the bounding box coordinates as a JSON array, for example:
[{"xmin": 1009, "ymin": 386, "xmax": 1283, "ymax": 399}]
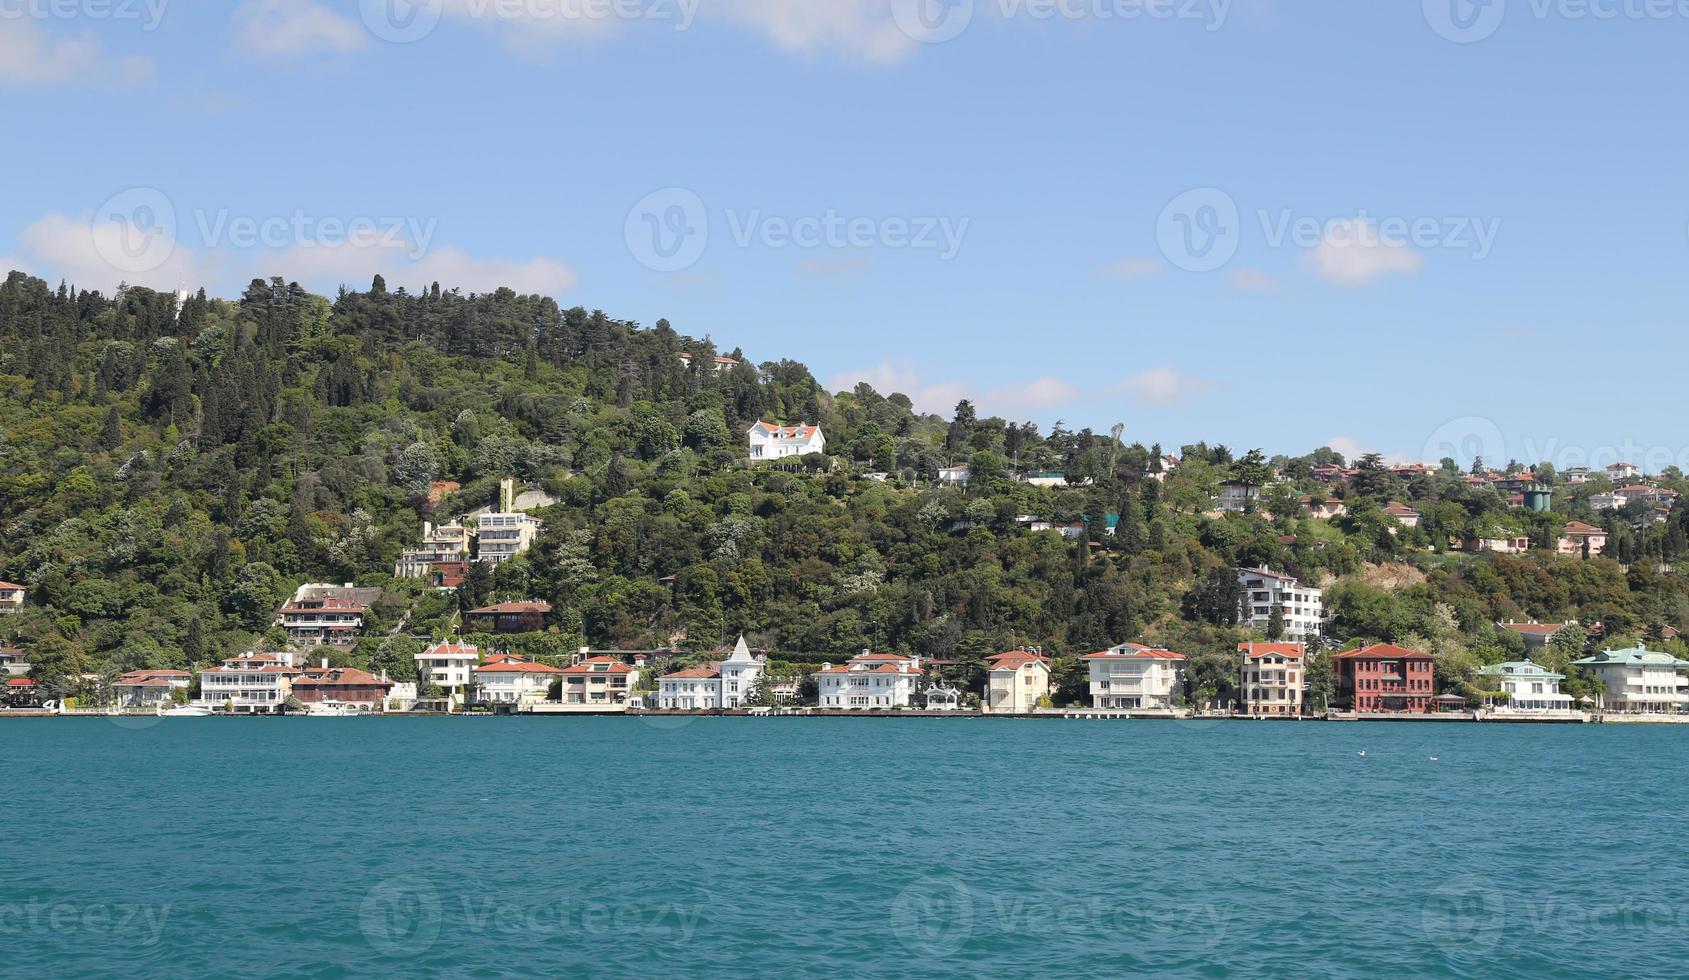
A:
[
  {"xmin": 294, "ymin": 667, "xmax": 392, "ymax": 689},
  {"xmin": 6, "ymin": 677, "xmax": 36, "ymax": 687},
  {"xmin": 424, "ymin": 642, "xmax": 480, "ymax": 657},
  {"xmin": 1239, "ymin": 642, "xmax": 1306, "ymax": 661},
  {"xmin": 1081, "ymin": 644, "xmax": 1186, "ymax": 661},
  {"xmin": 473, "ymin": 659, "xmax": 563, "ymax": 675},
  {"xmin": 470, "ymin": 601, "xmax": 551, "ymax": 614},
  {"xmin": 559, "ymin": 657, "xmax": 636, "ymax": 675},
  {"xmin": 0, "ymin": 581, "xmax": 24, "ymax": 590},
  {"xmin": 1499, "ymin": 622, "xmax": 1569, "ymax": 636},
  {"xmin": 1562, "ymin": 521, "xmax": 1605, "ymax": 535},
  {"xmin": 986, "ymin": 651, "xmax": 1049, "ymax": 671},
  {"xmin": 1332, "ymin": 643, "xmax": 1433, "ymax": 660},
  {"xmin": 662, "ymin": 665, "xmax": 722, "ymax": 680}
]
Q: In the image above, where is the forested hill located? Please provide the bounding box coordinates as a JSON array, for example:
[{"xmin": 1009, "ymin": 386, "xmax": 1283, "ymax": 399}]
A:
[{"xmin": 4, "ymin": 269, "xmax": 1689, "ymax": 702}]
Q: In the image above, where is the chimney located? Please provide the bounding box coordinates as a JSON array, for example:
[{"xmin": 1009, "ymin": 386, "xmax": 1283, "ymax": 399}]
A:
[
  {"xmin": 322, "ymin": 658, "xmax": 329, "ymax": 670},
  {"xmin": 499, "ymin": 477, "xmax": 516, "ymax": 513}
]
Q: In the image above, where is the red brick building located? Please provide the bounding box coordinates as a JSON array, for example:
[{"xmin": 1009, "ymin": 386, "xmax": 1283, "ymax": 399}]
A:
[
  {"xmin": 292, "ymin": 663, "xmax": 395, "ymax": 712},
  {"xmin": 1333, "ymin": 643, "xmax": 1437, "ymax": 713}
]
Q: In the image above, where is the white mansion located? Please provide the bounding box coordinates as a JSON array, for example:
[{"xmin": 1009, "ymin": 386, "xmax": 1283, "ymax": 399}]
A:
[{"xmin": 657, "ymin": 636, "xmax": 765, "ymax": 710}]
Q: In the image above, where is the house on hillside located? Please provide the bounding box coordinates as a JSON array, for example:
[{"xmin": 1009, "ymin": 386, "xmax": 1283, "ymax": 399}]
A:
[
  {"xmin": 678, "ymin": 352, "xmax": 740, "ymax": 374},
  {"xmin": 0, "ymin": 581, "xmax": 24, "ymax": 614},
  {"xmin": 1300, "ymin": 497, "xmax": 1347, "ymax": 520},
  {"xmin": 465, "ymin": 600, "xmax": 551, "ymax": 634},
  {"xmin": 1498, "ymin": 621, "xmax": 1581, "ymax": 652},
  {"xmin": 476, "ymin": 479, "xmax": 543, "ymax": 565},
  {"xmin": 278, "ymin": 584, "xmax": 380, "ymax": 647},
  {"xmin": 1237, "ymin": 567, "xmax": 1323, "ymax": 640},
  {"xmin": 1462, "ymin": 534, "xmax": 1532, "ymax": 554},
  {"xmin": 938, "ymin": 466, "xmax": 971, "ymax": 487},
  {"xmin": 1383, "ymin": 502, "xmax": 1421, "ymax": 528},
  {"xmin": 747, "ymin": 422, "xmax": 826, "ymax": 460},
  {"xmin": 0, "ymin": 647, "xmax": 30, "ymax": 677},
  {"xmin": 395, "ymin": 521, "xmax": 474, "ymax": 580},
  {"xmin": 1081, "ymin": 644, "xmax": 1186, "ymax": 710},
  {"xmin": 1559, "ymin": 521, "xmax": 1608, "ymax": 557},
  {"xmin": 1607, "ymin": 462, "xmax": 1640, "ymax": 480}
]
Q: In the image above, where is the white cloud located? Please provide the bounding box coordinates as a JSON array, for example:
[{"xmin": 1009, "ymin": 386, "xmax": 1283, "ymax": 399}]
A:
[
  {"xmin": 251, "ymin": 241, "xmax": 578, "ymax": 296},
  {"xmin": 1227, "ymin": 266, "xmax": 1279, "ymax": 291},
  {"xmin": 1115, "ymin": 367, "xmax": 1219, "ymax": 407},
  {"xmin": 0, "ymin": 258, "xmax": 28, "ymax": 276},
  {"xmin": 795, "ymin": 255, "xmax": 870, "ymax": 280},
  {"xmin": 14, "ymin": 212, "xmax": 223, "ymax": 292},
  {"xmin": 0, "ymin": 18, "xmax": 153, "ymax": 87},
  {"xmin": 1099, "ymin": 258, "xmax": 1165, "ymax": 282},
  {"xmin": 1306, "ymin": 218, "xmax": 1422, "ymax": 285},
  {"xmin": 233, "ymin": 0, "xmax": 367, "ymax": 57},
  {"xmin": 1325, "ymin": 435, "xmax": 1414, "ymax": 466},
  {"xmin": 827, "ymin": 362, "xmax": 1080, "ymax": 419},
  {"xmin": 714, "ymin": 0, "xmax": 916, "ymax": 64}
]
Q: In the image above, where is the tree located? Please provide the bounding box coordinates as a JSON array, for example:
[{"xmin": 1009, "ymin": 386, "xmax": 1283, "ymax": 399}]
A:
[
  {"xmin": 97, "ymin": 406, "xmax": 122, "ymax": 452},
  {"xmin": 1183, "ymin": 567, "xmax": 1242, "ymax": 627},
  {"xmin": 1267, "ymin": 604, "xmax": 1285, "ymax": 641}
]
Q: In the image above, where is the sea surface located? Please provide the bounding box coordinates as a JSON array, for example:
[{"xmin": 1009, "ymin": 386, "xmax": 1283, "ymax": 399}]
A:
[{"xmin": 2, "ymin": 716, "xmax": 1686, "ymax": 978}]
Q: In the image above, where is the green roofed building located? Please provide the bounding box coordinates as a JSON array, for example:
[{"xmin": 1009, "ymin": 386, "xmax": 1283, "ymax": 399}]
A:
[{"xmin": 1572, "ymin": 645, "xmax": 1689, "ymax": 714}]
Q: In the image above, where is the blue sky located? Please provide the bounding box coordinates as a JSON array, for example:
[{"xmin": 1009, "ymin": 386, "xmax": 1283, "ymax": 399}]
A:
[{"xmin": 3, "ymin": 0, "xmax": 1687, "ymax": 469}]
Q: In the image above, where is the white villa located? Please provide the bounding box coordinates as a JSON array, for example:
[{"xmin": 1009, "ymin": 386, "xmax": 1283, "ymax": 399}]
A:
[
  {"xmin": 197, "ymin": 651, "xmax": 302, "ymax": 714},
  {"xmin": 114, "ymin": 669, "xmax": 193, "ymax": 708},
  {"xmin": 394, "ymin": 521, "xmax": 474, "ymax": 578},
  {"xmin": 817, "ymin": 651, "xmax": 923, "ymax": 709},
  {"xmin": 1573, "ymin": 645, "xmax": 1689, "ymax": 714},
  {"xmin": 1237, "ymin": 567, "xmax": 1324, "ymax": 640},
  {"xmin": 656, "ymin": 636, "xmax": 763, "ymax": 710},
  {"xmin": 558, "ymin": 656, "xmax": 641, "ymax": 707},
  {"xmin": 983, "ymin": 650, "xmax": 1050, "ymax": 714},
  {"xmin": 416, "ymin": 641, "xmax": 480, "ymax": 705},
  {"xmin": 1081, "ymin": 643, "xmax": 1187, "ymax": 711},
  {"xmin": 1475, "ymin": 660, "xmax": 1576, "ymax": 714},
  {"xmin": 747, "ymin": 422, "xmax": 826, "ymax": 461},
  {"xmin": 473, "ymin": 655, "xmax": 564, "ymax": 705}
]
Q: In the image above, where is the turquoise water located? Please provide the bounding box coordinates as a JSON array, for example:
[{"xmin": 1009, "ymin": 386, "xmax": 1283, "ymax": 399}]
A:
[{"xmin": 3, "ymin": 717, "xmax": 1687, "ymax": 978}]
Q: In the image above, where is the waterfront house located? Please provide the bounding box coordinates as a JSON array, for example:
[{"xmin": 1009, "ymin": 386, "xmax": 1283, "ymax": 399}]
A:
[
  {"xmin": 1237, "ymin": 642, "xmax": 1307, "ymax": 717},
  {"xmin": 656, "ymin": 636, "xmax": 762, "ymax": 709},
  {"xmin": 1572, "ymin": 645, "xmax": 1689, "ymax": 714},
  {"xmin": 559, "ymin": 656, "xmax": 641, "ymax": 707},
  {"xmin": 473, "ymin": 657, "xmax": 564, "ymax": 705},
  {"xmin": 1080, "ymin": 643, "xmax": 1186, "ymax": 710},
  {"xmin": 4, "ymin": 677, "xmax": 37, "ymax": 705},
  {"xmin": 816, "ymin": 651, "xmax": 923, "ymax": 709},
  {"xmin": 747, "ymin": 421, "xmax": 826, "ymax": 461},
  {"xmin": 1333, "ymin": 644, "xmax": 1436, "ymax": 713},
  {"xmin": 198, "ymin": 652, "xmax": 302, "ymax": 714},
  {"xmin": 292, "ymin": 662, "xmax": 395, "ymax": 712},
  {"xmin": 983, "ymin": 650, "xmax": 1050, "ymax": 714},
  {"xmin": 0, "ymin": 581, "xmax": 23, "ymax": 614},
  {"xmin": 416, "ymin": 641, "xmax": 480, "ymax": 703},
  {"xmin": 113, "ymin": 669, "xmax": 192, "ymax": 708},
  {"xmin": 466, "ymin": 600, "xmax": 551, "ymax": 634},
  {"xmin": 1474, "ymin": 661, "xmax": 1575, "ymax": 714},
  {"xmin": 1558, "ymin": 521, "xmax": 1608, "ymax": 557},
  {"xmin": 1237, "ymin": 567, "xmax": 1323, "ymax": 640}
]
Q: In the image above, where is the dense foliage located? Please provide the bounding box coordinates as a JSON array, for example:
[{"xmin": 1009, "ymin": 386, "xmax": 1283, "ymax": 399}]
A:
[{"xmin": 5, "ymin": 270, "xmax": 1689, "ymax": 705}]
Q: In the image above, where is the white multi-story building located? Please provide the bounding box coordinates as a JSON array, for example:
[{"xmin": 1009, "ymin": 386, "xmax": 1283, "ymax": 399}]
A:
[
  {"xmin": 197, "ymin": 652, "xmax": 302, "ymax": 713},
  {"xmin": 747, "ymin": 422, "xmax": 826, "ymax": 461},
  {"xmin": 395, "ymin": 521, "xmax": 474, "ymax": 578},
  {"xmin": 817, "ymin": 651, "xmax": 923, "ymax": 709},
  {"xmin": 416, "ymin": 641, "xmax": 480, "ymax": 704},
  {"xmin": 656, "ymin": 636, "xmax": 764, "ymax": 710},
  {"xmin": 0, "ymin": 580, "xmax": 24, "ymax": 614},
  {"xmin": 1081, "ymin": 643, "xmax": 1186, "ymax": 710},
  {"xmin": 1238, "ymin": 642, "xmax": 1307, "ymax": 717},
  {"xmin": 983, "ymin": 650, "xmax": 1050, "ymax": 714},
  {"xmin": 1237, "ymin": 568, "xmax": 1323, "ymax": 640},
  {"xmin": 1573, "ymin": 645, "xmax": 1689, "ymax": 713},
  {"xmin": 1475, "ymin": 661, "xmax": 1576, "ymax": 714},
  {"xmin": 558, "ymin": 656, "xmax": 641, "ymax": 707},
  {"xmin": 473, "ymin": 655, "xmax": 564, "ymax": 704},
  {"xmin": 476, "ymin": 513, "xmax": 542, "ymax": 565}
]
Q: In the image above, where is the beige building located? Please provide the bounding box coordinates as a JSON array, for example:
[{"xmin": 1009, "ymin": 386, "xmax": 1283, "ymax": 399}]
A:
[
  {"xmin": 1238, "ymin": 642, "xmax": 1308, "ymax": 717},
  {"xmin": 983, "ymin": 650, "xmax": 1050, "ymax": 713}
]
